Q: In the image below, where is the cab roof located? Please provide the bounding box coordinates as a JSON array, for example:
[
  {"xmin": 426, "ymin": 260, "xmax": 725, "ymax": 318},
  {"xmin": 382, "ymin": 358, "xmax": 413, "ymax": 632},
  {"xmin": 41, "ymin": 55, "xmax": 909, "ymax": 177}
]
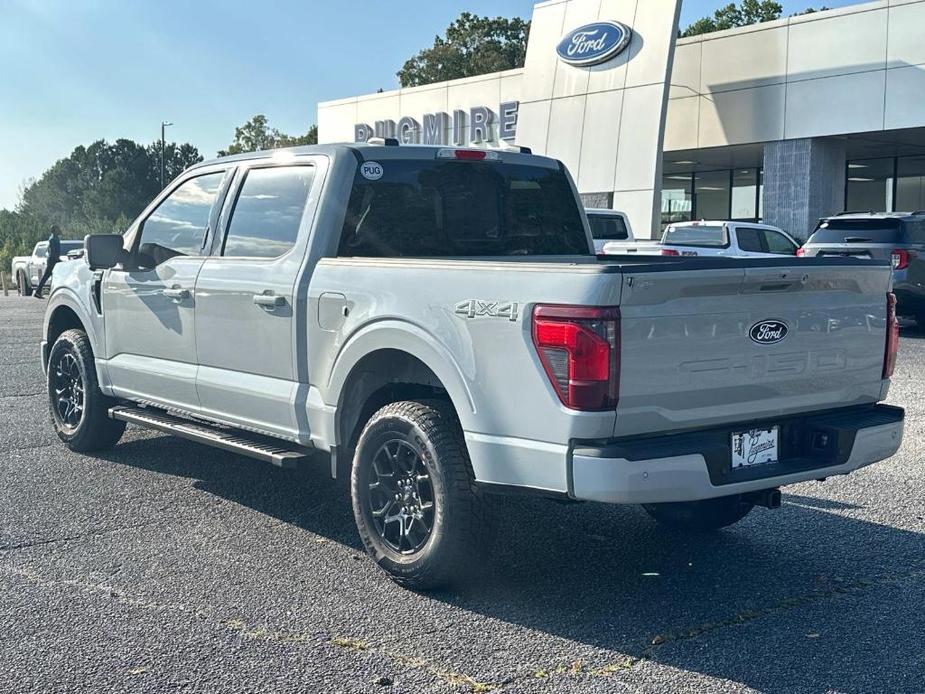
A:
[
  {"xmin": 191, "ymin": 142, "xmax": 556, "ymax": 170},
  {"xmin": 827, "ymin": 211, "xmax": 925, "ymax": 221}
]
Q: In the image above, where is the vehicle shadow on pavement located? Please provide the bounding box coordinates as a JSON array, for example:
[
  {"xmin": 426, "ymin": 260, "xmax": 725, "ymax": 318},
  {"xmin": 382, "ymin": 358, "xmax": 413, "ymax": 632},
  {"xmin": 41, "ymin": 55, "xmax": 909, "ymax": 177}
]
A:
[
  {"xmin": 454, "ymin": 493, "xmax": 925, "ymax": 692},
  {"xmin": 94, "ymin": 434, "xmax": 364, "ymax": 550},
  {"xmin": 96, "ymin": 434, "xmax": 925, "ymax": 693}
]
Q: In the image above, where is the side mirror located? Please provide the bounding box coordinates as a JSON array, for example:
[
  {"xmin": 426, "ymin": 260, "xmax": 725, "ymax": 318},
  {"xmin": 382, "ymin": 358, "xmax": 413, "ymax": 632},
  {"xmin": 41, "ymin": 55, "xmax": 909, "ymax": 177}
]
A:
[{"xmin": 85, "ymin": 234, "xmax": 127, "ymax": 270}]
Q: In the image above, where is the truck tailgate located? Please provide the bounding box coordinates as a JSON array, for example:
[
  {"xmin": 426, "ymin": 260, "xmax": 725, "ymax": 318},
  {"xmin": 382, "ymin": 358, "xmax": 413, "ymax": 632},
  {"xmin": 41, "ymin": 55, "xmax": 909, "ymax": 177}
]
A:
[{"xmin": 615, "ymin": 261, "xmax": 892, "ymax": 438}]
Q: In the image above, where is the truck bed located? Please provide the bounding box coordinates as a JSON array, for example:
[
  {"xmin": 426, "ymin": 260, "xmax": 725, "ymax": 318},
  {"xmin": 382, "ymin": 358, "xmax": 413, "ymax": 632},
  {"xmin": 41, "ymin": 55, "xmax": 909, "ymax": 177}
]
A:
[{"xmin": 310, "ymin": 253, "xmax": 892, "ymax": 490}]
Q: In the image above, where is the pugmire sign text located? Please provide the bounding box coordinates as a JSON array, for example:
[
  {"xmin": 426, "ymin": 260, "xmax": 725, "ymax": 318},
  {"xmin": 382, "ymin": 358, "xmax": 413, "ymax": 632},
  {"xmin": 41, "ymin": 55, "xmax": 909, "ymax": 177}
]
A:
[{"xmin": 354, "ymin": 102, "xmax": 519, "ymax": 146}]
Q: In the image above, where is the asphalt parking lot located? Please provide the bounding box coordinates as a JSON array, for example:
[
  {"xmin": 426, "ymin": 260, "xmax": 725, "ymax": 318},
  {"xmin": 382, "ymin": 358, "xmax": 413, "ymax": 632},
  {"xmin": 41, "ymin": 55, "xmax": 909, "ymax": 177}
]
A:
[{"xmin": 1, "ymin": 293, "xmax": 923, "ymax": 694}]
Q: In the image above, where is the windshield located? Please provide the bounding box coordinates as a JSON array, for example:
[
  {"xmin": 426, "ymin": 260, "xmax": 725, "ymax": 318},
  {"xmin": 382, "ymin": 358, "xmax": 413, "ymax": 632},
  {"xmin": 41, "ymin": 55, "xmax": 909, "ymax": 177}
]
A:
[
  {"xmin": 808, "ymin": 219, "xmax": 904, "ymax": 244},
  {"xmin": 588, "ymin": 214, "xmax": 629, "ymax": 241},
  {"xmin": 61, "ymin": 241, "xmax": 84, "ymax": 252},
  {"xmin": 662, "ymin": 224, "xmax": 727, "ymax": 247},
  {"xmin": 338, "ymin": 158, "xmax": 590, "ymax": 257}
]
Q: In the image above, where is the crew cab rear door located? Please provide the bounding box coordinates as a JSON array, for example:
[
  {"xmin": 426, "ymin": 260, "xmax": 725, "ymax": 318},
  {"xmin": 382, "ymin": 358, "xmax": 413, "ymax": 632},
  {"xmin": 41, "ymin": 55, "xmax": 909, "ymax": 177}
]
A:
[
  {"xmin": 734, "ymin": 225, "xmax": 800, "ymax": 257},
  {"xmin": 193, "ymin": 157, "xmax": 325, "ymax": 442}
]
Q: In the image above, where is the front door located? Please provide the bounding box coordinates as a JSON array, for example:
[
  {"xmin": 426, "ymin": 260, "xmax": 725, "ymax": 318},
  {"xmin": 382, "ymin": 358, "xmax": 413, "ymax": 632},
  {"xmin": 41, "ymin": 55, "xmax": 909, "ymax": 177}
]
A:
[
  {"xmin": 194, "ymin": 162, "xmax": 318, "ymax": 441},
  {"xmin": 103, "ymin": 170, "xmax": 228, "ymax": 412}
]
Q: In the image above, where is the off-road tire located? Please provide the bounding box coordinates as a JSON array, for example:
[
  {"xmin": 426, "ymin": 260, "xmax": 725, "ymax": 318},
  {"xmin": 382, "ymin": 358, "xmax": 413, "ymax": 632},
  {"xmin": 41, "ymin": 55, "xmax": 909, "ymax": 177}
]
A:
[
  {"xmin": 351, "ymin": 399, "xmax": 494, "ymax": 590},
  {"xmin": 17, "ymin": 272, "xmax": 31, "ymax": 296},
  {"xmin": 642, "ymin": 495, "xmax": 754, "ymax": 532},
  {"xmin": 47, "ymin": 329, "xmax": 125, "ymax": 452}
]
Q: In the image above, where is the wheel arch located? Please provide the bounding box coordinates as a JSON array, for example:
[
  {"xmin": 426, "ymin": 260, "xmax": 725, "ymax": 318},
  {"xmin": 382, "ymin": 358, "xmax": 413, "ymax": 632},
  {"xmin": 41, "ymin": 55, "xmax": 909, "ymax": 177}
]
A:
[
  {"xmin": 43, "ymin": 294, "xmax": 101, "ymax": 374},
  {"xmin": 328, "ymin": 321, "xmax": 476, "ymax": 459}
]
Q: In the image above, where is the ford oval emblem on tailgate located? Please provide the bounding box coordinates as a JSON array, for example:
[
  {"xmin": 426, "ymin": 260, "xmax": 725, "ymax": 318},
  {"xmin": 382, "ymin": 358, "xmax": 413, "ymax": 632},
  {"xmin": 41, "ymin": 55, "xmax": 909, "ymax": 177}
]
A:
[{"xmin": 750, "ymin": 320, "xmax": 788, "ymax": 344}]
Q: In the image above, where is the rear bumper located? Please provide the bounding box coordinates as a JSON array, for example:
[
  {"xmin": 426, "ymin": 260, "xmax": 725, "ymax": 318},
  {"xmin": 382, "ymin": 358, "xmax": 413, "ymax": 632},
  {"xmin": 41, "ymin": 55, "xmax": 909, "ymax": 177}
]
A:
[{"xmin": 569, "ymin": 405, "xmax": 904, "ymax": 504}]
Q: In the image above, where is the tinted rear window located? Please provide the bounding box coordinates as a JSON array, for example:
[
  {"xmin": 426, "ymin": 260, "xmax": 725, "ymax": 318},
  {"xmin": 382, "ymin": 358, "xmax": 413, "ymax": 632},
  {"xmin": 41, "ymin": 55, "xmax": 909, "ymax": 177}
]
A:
[
  {"xmin": 662, "ymin": 224, "xmax": 727, "ymax": 247},
  {"xmin": 906, "ymin": 221, "xmax": 925, "ymax": 244},
  {"xmin": 61, "ymin": 241, "xmax": 84, "ymax": 252},
  {"xmin": 223, "ymin": 166, "xmax": 314, "ymax": 258},
  {"xmin": 588, "ymin": 214, "xmax": 629, "ymax": 241},
  {"xmin": 337, "ymin": 159, "xmax": 589, "ymax": 257},
  {"xmin": 808, "ymin": 219, "xmax": 904, "ymax": 244},
  {"xmin": 736, "ymin": 227, "xmax": 763, "ymax": 253}
]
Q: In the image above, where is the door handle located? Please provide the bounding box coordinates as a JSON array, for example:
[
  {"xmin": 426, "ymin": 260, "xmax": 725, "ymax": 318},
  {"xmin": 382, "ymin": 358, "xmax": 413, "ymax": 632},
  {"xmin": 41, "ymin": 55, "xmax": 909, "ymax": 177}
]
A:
[
  {"xmin": 253, "ymin": 293, "xmax": 285, "ymax": 308},
  {"xmin": 163, "ymin": 286, "xmax": 190, "ymax": 300}
]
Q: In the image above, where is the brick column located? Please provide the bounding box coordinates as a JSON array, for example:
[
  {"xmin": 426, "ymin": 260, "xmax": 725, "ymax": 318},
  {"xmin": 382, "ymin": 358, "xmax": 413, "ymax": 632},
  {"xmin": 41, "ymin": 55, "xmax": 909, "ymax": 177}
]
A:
[{"xmin": 762, "ymin": 137, "xmax": 846, "ymax": 241}]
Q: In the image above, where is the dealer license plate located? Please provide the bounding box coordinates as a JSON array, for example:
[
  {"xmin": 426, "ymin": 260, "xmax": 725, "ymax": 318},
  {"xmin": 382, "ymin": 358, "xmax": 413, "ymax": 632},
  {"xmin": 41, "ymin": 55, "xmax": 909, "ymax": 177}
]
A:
[{"xmin": 731, "ymin": 426, "xmax": 779, "ymax": 468}]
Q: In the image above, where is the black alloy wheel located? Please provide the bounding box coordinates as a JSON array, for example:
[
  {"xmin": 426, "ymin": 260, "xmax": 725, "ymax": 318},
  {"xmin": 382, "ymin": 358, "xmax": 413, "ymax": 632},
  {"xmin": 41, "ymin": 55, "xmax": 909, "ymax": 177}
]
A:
[
  {"xmin": 47, "ymin": 329, "xmax": 125, "ymax": 452},
  {"xmin": 366, "ymin": 438, "xmax": 436, "ymax": 554},
  {"xmin": 351, "ymin": 400, "xmax": 494, "ymax": 590},
  {"xmin": 51, "ymin": 350, "xmax": 85, "ymax": 433}
]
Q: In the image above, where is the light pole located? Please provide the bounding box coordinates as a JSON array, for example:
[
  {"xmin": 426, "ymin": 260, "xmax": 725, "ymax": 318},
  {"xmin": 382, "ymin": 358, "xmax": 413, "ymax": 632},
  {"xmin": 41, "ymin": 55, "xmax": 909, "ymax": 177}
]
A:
[{"xmin": 160, "ymin": 121, "xmax": 173, "ymax": 189}]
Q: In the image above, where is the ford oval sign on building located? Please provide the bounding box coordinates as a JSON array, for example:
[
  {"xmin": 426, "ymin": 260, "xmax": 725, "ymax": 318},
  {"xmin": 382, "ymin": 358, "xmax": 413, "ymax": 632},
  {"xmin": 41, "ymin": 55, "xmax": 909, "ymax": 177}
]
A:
[{"xmin": 556, "ymin": 21, "xmax": 632, "ymax": 67}]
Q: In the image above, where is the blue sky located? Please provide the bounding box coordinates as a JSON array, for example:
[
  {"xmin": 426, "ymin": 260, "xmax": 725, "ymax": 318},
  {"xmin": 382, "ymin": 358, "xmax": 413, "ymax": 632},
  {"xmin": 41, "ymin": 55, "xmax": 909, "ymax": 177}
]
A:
[{"xmin": 0, "ymin": 0, "xmax": 860, "ymax": 210}]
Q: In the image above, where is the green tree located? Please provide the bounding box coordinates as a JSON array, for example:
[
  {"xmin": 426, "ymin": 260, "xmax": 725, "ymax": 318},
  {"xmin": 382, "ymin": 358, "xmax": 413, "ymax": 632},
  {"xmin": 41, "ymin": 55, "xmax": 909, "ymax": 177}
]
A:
[
  {"xmin": 792, "ymin": 6, "xmax": 831, "ymax": 15},
  {"xmin": 219, "ymin": 115, "xmax": 318, "ymax": 156},
  {"xmin": 1, "ymin": 138, "xmax": 203, "ymax": 272},
  {"xmin": 0, "ymin": 209, "xmax": 44, "ymax": 274},
  {"xmin": 680, "ymin": 0, "xmax": 783, "ymax": 37},
  {"xmin": 398, "ymin": 12, "xmax": 530, "ymax": 88},
  {"xmin": 18, "ymin": 139, "xmax": 202, "ymax": 233}
]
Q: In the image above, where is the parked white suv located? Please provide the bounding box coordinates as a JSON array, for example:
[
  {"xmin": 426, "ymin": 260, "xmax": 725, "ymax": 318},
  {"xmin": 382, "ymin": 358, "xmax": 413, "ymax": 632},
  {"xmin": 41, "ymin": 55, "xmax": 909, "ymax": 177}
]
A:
[{"xmin": 660, "ymin": 221, "xmax": 801, "ymax": 257}]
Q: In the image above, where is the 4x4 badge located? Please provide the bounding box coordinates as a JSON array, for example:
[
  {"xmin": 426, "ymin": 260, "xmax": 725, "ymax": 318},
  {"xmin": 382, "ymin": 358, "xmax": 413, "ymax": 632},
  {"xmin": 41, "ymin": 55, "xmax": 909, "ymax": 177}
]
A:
[{"xmin": 455, "ymin": 300, "xmax": 519, "ymax": 322}]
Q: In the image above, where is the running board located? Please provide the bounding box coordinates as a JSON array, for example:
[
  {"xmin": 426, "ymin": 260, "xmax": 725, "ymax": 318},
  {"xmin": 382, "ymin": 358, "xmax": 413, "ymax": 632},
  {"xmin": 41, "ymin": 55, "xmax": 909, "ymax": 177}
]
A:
[{"xmin": 109, "ymin": 405, "xmax": 308, "ymax": 468}]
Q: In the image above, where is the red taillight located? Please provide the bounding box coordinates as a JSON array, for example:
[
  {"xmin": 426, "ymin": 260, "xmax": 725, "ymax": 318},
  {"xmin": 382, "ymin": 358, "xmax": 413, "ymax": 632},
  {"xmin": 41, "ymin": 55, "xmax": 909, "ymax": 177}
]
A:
[
  {"xmin": 436, "ymin": 148, "xmax": 501, "ymax": 161},
  {"xmin": 884, "ymin": 292, "xmax": 899, "ymax": 379},
  {"xmin": 532, "ymin": 305, "xmax": 620, "ymax": 411},
  {"xmin": 891, "ymin": 249, "xmax": 910, "ymax": 270},
  {"xmin": 453, "ymin": 149, "xmax": 487, "ymax": 160},
  {"xmin": 795, "ymin": 247, "xmax": 805, "ymax": 257},
  {"xmin": 661, "ymin": 249, "xmax": 680, "ymax": 256}
]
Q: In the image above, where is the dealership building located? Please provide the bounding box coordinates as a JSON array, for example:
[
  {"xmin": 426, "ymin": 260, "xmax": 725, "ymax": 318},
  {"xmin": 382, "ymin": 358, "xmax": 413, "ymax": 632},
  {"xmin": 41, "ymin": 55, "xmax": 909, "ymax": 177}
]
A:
[{"xmin": 318, "ymin": 0, "xmax": 925, "ymax": 240}]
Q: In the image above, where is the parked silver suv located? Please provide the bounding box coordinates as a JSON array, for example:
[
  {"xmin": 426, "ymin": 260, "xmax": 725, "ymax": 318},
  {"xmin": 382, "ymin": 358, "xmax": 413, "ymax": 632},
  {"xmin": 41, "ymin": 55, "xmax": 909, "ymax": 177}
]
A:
[{"xmin": 799, "ymin": 212, "xmax": 925, "ymax": 326}]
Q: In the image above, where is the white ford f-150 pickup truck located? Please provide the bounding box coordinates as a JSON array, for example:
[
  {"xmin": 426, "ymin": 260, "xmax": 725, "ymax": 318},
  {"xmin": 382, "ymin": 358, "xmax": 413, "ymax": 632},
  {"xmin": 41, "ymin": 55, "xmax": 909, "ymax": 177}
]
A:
[
  {"xmin": 586, "ymin": 208, "xmax": 661, "ymax": 256},
  {"xmin": 41, "ymin": 143, "xmax": 904, "ymax": 589},
  {"xmin": 658, "ymin": 221, "xmax": 802, "ymax": 257},
  {"xmin": 12, "ymin": 239, "xmax": 84, "ymax": 296}
]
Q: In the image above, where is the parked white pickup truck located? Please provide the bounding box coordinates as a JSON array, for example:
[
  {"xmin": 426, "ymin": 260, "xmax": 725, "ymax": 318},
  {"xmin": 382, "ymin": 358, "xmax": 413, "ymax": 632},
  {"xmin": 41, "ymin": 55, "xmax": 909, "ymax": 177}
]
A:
[
  {"xmin": 659, "ymin": 221, "xmax": 801, "ymax": 257},
  {"xmin": 40, "ymin": 144, "xmax": 904, "ymax": 589},
  {"xmin": 11, "ymin": 239, "xmax": 84, "ymax": 296},
  {"xmin": 586, "ymin": 208, "xmax": 661, "ymax": 255}
]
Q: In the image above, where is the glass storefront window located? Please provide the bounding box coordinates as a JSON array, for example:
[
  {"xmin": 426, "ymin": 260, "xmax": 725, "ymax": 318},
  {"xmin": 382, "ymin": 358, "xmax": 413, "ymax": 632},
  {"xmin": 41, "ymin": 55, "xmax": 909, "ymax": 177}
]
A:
[
  {"xmin": 661, "ymin": 173, "xmax": 692, "ymax": 226},
  {"xmin": 661, "ymin": 168, "xmax": 762, "ymax": 229},
  {"xmin": 694, "ymin": 170, "xmax": 730, "ymax": 220},
  {"xmin": 731, "ymin": 169, "xmax": 758, "ymax": 220},
  {"xmin": 846, "ymin": 158, "xmax": 894, "ymax": 212},
  {"xmin": 758, "ymin": 169, "xmax": 764, "ymax": 220},
  {"xmin": 896, "ymin": 156, "xmax": 925, "ymax": 212}
]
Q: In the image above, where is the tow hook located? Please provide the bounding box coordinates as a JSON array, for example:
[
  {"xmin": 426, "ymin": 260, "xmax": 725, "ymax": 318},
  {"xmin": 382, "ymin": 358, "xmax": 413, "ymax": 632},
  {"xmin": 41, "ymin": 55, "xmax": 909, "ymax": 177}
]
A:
[{"xmin": 743, "ymin": 488, "xmax": 782, "ymax": 509}]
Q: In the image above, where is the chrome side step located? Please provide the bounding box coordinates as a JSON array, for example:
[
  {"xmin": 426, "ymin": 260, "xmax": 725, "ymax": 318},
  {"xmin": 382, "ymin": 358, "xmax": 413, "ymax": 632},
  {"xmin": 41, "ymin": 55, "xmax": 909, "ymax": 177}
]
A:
[{"xmin": 109, "ymin": 405, "xmax": 308, "ymax": 468}]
